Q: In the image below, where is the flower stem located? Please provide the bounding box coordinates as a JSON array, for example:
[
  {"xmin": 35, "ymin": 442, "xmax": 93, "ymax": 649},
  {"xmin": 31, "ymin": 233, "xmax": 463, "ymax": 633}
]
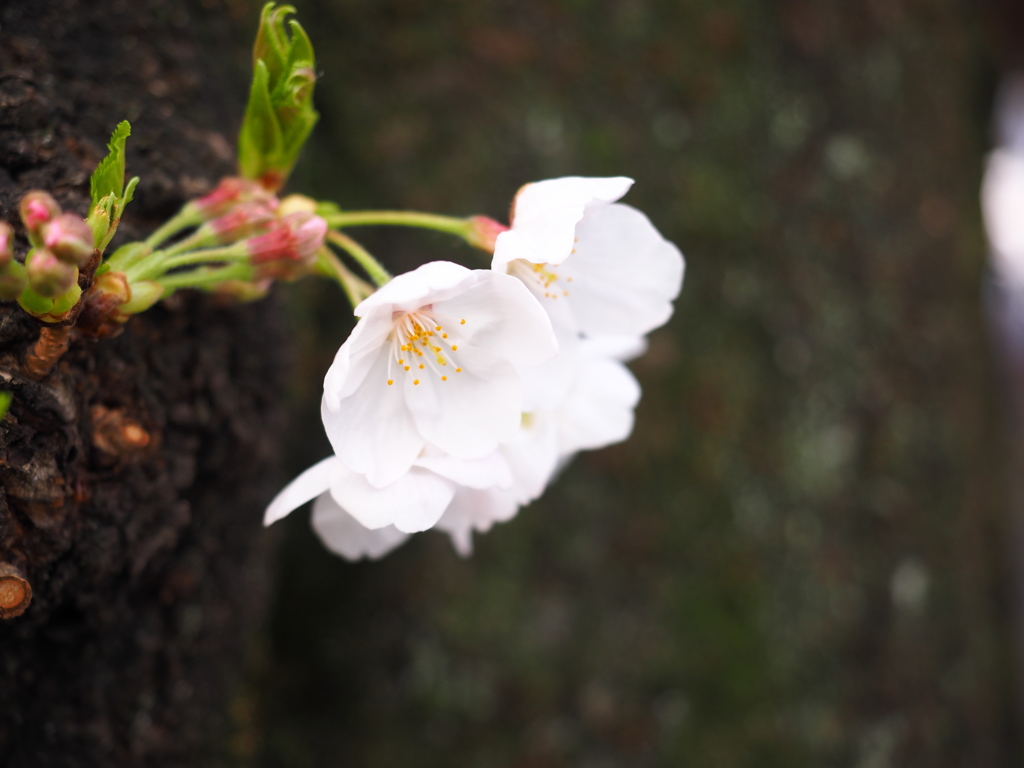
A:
[
  {"xmin": 143, "ymin": 207, "xmax": 202, "ymax": 250},
  {"xmin": 156, "ymin": 263, "xmax": 253, "ymax": 291},
  {"xmin": 158, "ymin": 245, "xmax": 250, "ymax": 272},
  {"xmin": 314, "ymin": 248, "xmax": 374, "ymax": 307},
  {"xmin": 327, "ymin": 230, "xmax": 391, "ymax": 287},
  {"xmin": 324, "ymin": 210, "xmax": 473, "ymax": 238}
]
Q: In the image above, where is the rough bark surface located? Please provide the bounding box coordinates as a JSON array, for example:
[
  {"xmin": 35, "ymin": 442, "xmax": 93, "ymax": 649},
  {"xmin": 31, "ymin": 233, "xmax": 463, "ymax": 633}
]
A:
[{"xmin": 0, "ymin": 2, "xmax": 285, "ymax": 765}]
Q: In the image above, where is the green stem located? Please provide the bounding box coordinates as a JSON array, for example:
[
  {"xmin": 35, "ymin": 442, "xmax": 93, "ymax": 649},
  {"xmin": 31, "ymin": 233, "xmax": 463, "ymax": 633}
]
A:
[
  {"xmin": 324, "ymin": 210, "xmax": 473, "ymax": 238},
  {"xmin": 327, "ymin": 231, "xmax": 391, "ymax": 287},
  {"xmin": 143, "ymin": 206, "xmax": 203, "ymax": 250},
  {"xmin": 158, "ymin": 245, "xmax": 249, "ymax": 272},
  {"xmin": 314, "ymin": 248, "xmax": 374, "ymax": 307},
  {"xmin": 156, "ymin": 263, "xmax": 252, "ymax": 291}
]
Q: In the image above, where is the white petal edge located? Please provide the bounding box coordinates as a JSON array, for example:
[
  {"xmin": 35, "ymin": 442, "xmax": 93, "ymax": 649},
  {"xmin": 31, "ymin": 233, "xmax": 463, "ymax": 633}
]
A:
[
  {"xmin": 311, "ymin": 492, "xmax": 410, "ymax": 560},
  {"xmin": 264, "ymin": 455, "xmax": 344, "ymax": 526}
]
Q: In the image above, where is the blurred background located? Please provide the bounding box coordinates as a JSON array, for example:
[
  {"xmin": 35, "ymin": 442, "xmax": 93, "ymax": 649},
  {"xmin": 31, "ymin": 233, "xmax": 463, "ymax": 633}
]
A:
[{"xmin": 239, "ymin": 1, "xmax": 1023, "ymax": 765}]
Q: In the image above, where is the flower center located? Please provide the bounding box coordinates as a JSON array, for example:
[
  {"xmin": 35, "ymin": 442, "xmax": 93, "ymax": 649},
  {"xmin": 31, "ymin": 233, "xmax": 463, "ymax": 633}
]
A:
[
  {"xmin": 386, "ymin": 310, "xmax": 465, "ymax": 386},
  {"xmin": 510, "ymin": 258, "xmax": 572, "ymax": 300}
]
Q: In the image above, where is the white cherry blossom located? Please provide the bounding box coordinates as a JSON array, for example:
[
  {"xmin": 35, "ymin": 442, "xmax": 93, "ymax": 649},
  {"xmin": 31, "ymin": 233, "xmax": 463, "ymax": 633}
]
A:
[
  {"xmin": 435, "ymin": 335, "xmax": 642, "ymax": 555},
  {"xmin": 492, "ymin": 176, "xmax": 685, "ymax": 340},
  {"xmin": 264, "ymin": 448, "xmax": 513, "ymax": 535},
  {"xmin": 321, "ymin": 260, "xmax": 557, "ymax": 488}
]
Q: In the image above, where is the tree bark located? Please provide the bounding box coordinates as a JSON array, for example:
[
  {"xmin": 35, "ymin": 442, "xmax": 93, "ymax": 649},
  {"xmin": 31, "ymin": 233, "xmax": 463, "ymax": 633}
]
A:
[{"xmin": 0, "ymin": 2, "xmax": 285, "ymax": 765}]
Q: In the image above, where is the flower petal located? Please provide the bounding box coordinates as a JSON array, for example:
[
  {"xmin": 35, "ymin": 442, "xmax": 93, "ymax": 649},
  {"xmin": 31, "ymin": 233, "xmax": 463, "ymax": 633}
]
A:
[
  {"xmin": 322, "ymin": 305, "xmax": 393, "ymax": 408},
  {"xmin": 263, "ymin": 455, "xmax": 342, "ymax": 526},
  {"xmin": 558, "ymin": 354, "xmax": 641, "ymax": 454},
  {"xmin": 311, "ymin": 492, "xmax": 410, "ymax": 560},
  {"xmin": 404, "ymin": 349, "xmax": 523, "ymax": 458},
  {"xmin": 322, "ymin": 348, "xmax": 424, "ymax": 487},
  {"xmin": 431, "ymin": 270, "xmax": 557, "ymax": 368},
  {"xmin": 493, "ymin": 176, "xmax": 634, "ymax": 268},
  {"xmin": 417, "ymin": 447, "xmax": 514, "ymax": 490},
  {"xmin": 354, "ymin": 260, "xmax": 473, "ymax": 314},
  {"xmin": 328, "ymin": 465, "xmax": 456, "ymax": 533},
  {"xmin": 564, "ymin": 203, "xmax": 684, "ymax": 337}
]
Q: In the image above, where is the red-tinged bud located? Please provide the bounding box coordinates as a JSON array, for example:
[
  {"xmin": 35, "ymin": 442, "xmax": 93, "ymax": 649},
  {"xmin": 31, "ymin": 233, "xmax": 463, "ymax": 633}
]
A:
[
  {"xmin": 207, "ymin": 202, "xmax": 277, "ymax": 244},
  {"xmin": 190, "ymin": 177, "xmax": 279, "ymax": 220},
  {"xmin": 0, "ymin": 222, "xmax": 13, "ymax": 269},
  {"xmin": 26, "ymin": 248, "xmax": 78, "ymax": 298},
  {"xmin": 42, "ymin": 213, "xmax": 95, "ymax": 267},
  {"xmin": 246, "ymin": 212, "xmax": 327, "ymax": 279},
  {"xmin": 19, "ymin": 191, "xmax": 61, "ymax": 234},
  {"xmin": 465, "ymin": 216, "xmax": 509, "ymax": 253}
]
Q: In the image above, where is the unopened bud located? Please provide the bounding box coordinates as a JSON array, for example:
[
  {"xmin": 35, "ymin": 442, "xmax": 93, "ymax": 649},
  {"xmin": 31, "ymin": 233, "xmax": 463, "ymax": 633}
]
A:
[
  {"xmin": 92, "ymin": 270, "xmax": 131, "ymax": 306},
  {"xmin": 278, "ymin": 194, "xmax": 318, "ymax": 217},
  {"xmin": 26, "ymin": 248, "xmax": 78, "ymax": 298},
  {"xmin": 42, "ymin": 214, "xmax": 95, "ymax": 267},
  {"xmin": 118, "ymin": 280, "xmax": 164, "ymax": 316},
  {"xmin": 19, "ymin": 191, "xmax": 61, "ymax": 235},
  {"xmin": 0, "ymin": 222, "xmax": 13, "ymax": 268},
  {"xmin": 246, "ymin": 212, "xmax": 327, "ymax": 279},
  {"xmin": 210, "ymin": 278, "xmax": 272, "ymax": 302},
  {"xmin": 189, "ymin": 177, "xmax": 278, "ymax": 220},
  {"xmin": 465, "ymin": 216, "xmax": 509, "ymax": 253},
  {"xmin": 206, "ymin": 202, "xmax": 277, "ymax": 244},
  {"xmin": 0, "ymin": 261, "xmax": 28, "ymax": 301}
]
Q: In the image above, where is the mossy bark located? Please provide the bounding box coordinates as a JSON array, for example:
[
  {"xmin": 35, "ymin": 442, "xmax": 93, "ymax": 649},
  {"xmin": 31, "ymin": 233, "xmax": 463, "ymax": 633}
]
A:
[{"xmin": 0, "ymin": 2, "xmax": 284, "ymax": 765}]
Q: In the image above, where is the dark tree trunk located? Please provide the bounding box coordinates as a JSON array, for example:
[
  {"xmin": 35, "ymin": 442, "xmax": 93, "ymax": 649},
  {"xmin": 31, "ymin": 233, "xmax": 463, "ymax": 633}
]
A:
[{"xmin": 0, "ymin": 2, "xmax": 285, "ymax": 765}]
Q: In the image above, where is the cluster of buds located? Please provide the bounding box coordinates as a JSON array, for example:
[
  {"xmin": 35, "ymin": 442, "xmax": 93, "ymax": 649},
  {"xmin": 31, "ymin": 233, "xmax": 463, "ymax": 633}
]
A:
[
  {"xmin": 11, "ymin": 191, "xmax": 95, "ymax": 304},
  {"xmin": 246, "ymin": 210, "xmax": 327, "ymax": 280},
  {"xmin": 186, "ymin": 176, "xmax": 278, "ymax": 221},
  {"xmin": 182, "ymin": 183, "xmax": 325, "ymax": 280}
]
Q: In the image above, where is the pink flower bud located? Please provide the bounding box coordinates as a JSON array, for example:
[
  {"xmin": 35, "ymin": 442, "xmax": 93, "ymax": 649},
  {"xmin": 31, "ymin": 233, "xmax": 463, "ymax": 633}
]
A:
[
  {"xmin": 465, "ymin": 216, "xmax": 509, "ymax": 253},
  {"xmin": 207, "ymin": 202, "xmax": 277, "ymax": 244},
  {"xmin": 42, "ymin": 214, "xmax": 95, "ymax": 267},
  {"xmin": 0, "ymin": 222, "xmax": 13, "ymax": 269},
  {"xmin": 191, "ymin": 177, "xmax": 279, "ymax": 220},
  {"xmin": 26, "ymin": 248, "xmax": 78, "ymax": 298},
  {"xmin": 19, "ymin": 191, "xmax": 61, "ymax": 234},
  {"xmin": 246, "ymin": 212, "xmax": 327, "ymax": 279}
]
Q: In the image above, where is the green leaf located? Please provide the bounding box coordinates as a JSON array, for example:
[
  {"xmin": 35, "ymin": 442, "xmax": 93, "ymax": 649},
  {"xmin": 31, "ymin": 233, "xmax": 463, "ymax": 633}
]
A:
[
  {"xmin": 0, "ymin": 392, "xmax": 12, "ymax": 421},
  {"xmin": 89, "ymin": 121, "xmax": 131, "ymax": 208},
  {"xmin": 121, "ymin": 176, "xmax": 139, "ymax": 209},
  {"xmin": 238, "ymin": 61, "xmax": 284, "ymax": 181},
  {"xmin": 237, "ymin": 3, "xmax": 318, "ymax": 190}
]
